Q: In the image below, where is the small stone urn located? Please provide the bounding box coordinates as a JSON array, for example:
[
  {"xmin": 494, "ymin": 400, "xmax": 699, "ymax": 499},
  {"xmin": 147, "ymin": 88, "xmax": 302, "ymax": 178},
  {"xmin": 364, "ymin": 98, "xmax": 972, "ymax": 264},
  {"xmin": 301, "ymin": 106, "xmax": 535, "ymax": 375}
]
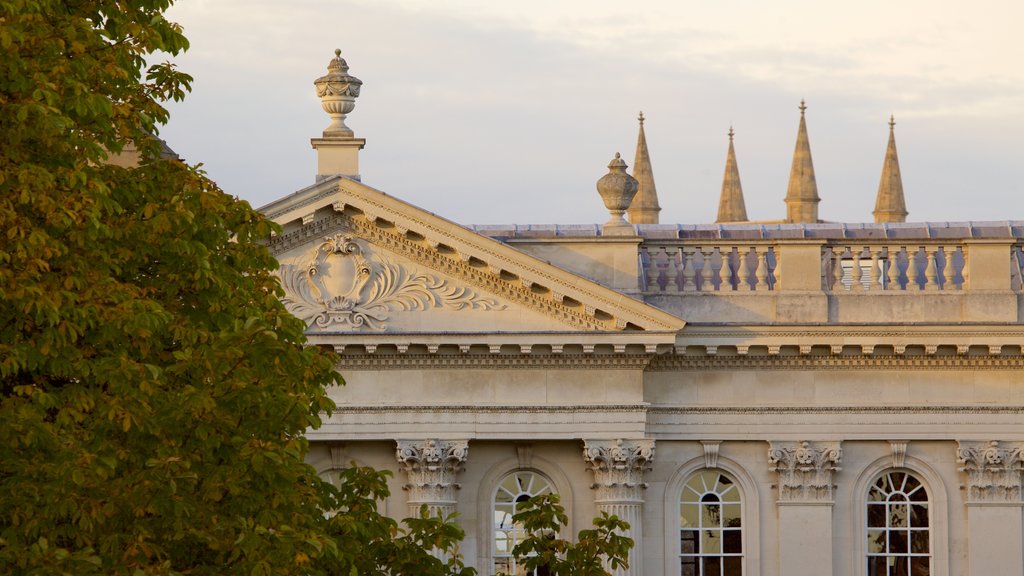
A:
[
  {"xmin": 314, "ymin": 49, "xmax": 362, "ymax": 137},
  {"xmin": 596, "ymin": 152, "xmax": 639, "ymax": 232}
]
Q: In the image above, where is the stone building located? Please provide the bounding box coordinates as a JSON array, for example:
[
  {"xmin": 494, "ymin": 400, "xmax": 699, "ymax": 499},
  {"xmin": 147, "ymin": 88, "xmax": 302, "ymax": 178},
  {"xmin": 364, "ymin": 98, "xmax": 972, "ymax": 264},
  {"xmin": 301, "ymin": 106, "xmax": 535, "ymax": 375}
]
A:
[{"xmin": 260, "ymin": 51, "xmax": 1024, "ymax": 576}]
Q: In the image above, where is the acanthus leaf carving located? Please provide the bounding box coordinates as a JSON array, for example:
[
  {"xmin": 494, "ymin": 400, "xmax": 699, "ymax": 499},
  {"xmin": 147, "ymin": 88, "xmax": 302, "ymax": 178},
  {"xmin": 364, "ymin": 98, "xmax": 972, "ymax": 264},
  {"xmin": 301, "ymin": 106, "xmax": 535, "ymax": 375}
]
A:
[
  {"xmin": 279, "ymin": 234, "xmax": 506, "ymax": 330},
  {"xmin": 583, "ymin": 438, "xmax": 655, "ymax": 502},
  {"xmin": 768, "ymin": 440, "xmax": 842, "ymax": 502},
  {"xmin": 395, "ymin": 439, "xmax": 469, "ymax": 512},
  {"xmin": 957, "ymin": 440, "xmax": 1024, "ymax": 502}
]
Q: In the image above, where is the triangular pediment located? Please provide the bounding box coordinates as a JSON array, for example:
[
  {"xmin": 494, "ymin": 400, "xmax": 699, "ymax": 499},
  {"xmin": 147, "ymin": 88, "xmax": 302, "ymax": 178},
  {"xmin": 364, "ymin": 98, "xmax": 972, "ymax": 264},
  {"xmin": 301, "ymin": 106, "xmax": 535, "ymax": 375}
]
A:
[{"xmin": 261, "ymin": 177, "xmax": 685, "ymax": 335}]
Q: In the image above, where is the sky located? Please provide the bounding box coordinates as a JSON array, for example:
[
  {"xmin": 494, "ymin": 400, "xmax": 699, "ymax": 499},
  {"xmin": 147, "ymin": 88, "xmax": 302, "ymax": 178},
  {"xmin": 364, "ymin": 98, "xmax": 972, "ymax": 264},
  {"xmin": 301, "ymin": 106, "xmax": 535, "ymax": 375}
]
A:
[{"xmin": 160, "ymin": 0, "xmax": 1024, "ymax": 225}]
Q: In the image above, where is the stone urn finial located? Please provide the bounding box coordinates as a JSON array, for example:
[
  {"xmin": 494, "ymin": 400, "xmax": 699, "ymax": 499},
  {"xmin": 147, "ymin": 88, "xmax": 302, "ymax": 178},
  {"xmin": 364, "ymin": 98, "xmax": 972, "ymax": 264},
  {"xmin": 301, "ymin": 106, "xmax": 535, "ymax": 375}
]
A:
[
  {"xmin": 314, "ymin": 48, "xmax": 362, "ymax": 137},
  {"xmin": 596, "ymin": 152, "xmax": 639, "ymax": 230}
]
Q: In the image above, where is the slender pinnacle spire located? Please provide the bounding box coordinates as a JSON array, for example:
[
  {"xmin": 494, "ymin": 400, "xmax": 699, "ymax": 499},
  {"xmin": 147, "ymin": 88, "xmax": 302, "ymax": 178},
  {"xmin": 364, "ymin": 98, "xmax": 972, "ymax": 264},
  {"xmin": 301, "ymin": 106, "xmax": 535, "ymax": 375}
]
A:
[
  {"xmin": 785, "ymin": 99, "xmax": 820, "ymax": 223},
  {"xmin": 717, "ymin": 127, "xmax": 748, "ymax": 223},
  {"xmin": 627, "ymin": 111, "xmax": 661, "ymax": 224},
  {"xmin": 873, "ymin": 115, "xmax": 908, "ymax": 223}
]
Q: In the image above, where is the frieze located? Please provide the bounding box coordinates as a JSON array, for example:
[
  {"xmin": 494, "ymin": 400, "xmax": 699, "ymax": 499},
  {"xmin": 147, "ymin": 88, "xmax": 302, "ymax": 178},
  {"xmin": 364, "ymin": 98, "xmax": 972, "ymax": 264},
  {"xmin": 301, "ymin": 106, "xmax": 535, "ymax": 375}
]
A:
[{"xmin": 279, "ymin": 234, "xmax": 504, "ymax": 330}]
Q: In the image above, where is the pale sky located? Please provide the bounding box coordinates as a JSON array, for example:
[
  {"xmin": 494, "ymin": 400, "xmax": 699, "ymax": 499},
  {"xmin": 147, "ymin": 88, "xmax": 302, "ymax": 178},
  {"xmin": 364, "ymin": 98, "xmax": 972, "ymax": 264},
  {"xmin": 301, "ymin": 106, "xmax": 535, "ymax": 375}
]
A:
[{"xmin": 161, "ymin": 0, "xmax": 1024, "ymax": 225}]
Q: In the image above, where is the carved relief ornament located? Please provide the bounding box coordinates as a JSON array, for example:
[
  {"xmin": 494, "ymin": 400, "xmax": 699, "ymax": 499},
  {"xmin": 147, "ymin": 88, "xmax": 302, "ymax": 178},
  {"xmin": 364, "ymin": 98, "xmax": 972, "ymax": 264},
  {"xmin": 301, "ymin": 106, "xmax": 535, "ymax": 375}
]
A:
[
  {"xmin": 956, "ymin": 440, "xmax": 1024, "ymax": 502},
  {"xmin": 768, "ymin": 440, "xmax": 842, "ymax": 502},
  {"xmin": 279, "ymin": 234, "xmax": 505, "ymax": 330},
  {"xmin": 395, "ymin": 439, "xmax": 469, "ymax": 505},
  {"xmin": 583, "ymin": 439, "xmax": 655, "ymax": 502}
]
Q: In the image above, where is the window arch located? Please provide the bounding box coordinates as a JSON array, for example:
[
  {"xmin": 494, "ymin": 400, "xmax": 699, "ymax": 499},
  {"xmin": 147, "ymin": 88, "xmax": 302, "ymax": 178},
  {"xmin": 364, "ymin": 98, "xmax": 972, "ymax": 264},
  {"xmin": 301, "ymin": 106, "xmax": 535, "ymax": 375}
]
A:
[
  {"xmin": 866, "ymin": 471, "xmax": 931, "ymax": 576},
  {"xmin": 493, "ymin": 470, "xmax": 555, "ymax": 576},
  {"xmin": 679, "ymin": 469, "xmax": 743, "ymax": 576}
]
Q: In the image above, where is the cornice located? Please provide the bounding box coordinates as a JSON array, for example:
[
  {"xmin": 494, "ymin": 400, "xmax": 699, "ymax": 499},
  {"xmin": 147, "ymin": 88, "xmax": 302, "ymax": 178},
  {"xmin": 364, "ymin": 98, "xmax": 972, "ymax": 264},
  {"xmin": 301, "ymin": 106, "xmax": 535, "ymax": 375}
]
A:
[
  {"xmin": 649, "ymin": 405, "xmax": 1024, "ymax": 415},
  {"xmin": 336, "ymin": 353, "xmax": 654, "ymax": 370},
  {"xmin": 648, "ymin": 354, "xmax": 1024, "ymax": 371}
]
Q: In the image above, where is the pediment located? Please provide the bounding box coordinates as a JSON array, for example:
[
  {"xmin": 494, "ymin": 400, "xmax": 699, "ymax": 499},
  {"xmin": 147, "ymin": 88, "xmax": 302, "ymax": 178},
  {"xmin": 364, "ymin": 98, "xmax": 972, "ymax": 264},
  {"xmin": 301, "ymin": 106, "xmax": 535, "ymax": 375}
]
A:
[{"xmin": 262, "ymin": 177, "xmax": 685, "ymax": 335}]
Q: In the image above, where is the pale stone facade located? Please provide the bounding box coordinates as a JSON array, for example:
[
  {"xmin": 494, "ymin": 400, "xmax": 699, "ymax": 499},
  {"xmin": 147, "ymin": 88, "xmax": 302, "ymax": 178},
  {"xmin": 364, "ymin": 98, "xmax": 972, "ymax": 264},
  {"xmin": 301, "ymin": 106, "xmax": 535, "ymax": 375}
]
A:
[{"xmin": 259, "ymin": 52, "xmax": 1024, "ymax": 576}]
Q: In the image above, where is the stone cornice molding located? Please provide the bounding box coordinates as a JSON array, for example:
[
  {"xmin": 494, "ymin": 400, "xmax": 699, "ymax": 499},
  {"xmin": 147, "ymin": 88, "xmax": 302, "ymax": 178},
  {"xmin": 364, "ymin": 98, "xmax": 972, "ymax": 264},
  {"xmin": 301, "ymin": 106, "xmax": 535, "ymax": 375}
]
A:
[
  {"xmin": 650, "ymin": 405, "xmax": 1024, "ymax": 415},
  {"xmin": 263, "ymin": 178, "xmax": 685, "ymax": 332},
  {"xmin": 306, "ymin": 331, "xmax": 675, "ymax": 356},
  {"xmin": 334, "ymin": 353, "xmax": 656, "ymax": 370},
  {"xmin": 583, "ymin": 439, "xmax": 655, "ymax": 503},
  {"xmin": 395, "ymin": 439, "xmax": 469, "ymax": 506},
  {"xmin": 768, "ymin": 440, "xmax": 842, "ymax": 503},
  {"xmin": 649, "ymin": 354, "xmax": 1024, "ymax": 371},
  {"xmin": 956, "ymin": 440, "xmax": 1024, "ymax": 503}
]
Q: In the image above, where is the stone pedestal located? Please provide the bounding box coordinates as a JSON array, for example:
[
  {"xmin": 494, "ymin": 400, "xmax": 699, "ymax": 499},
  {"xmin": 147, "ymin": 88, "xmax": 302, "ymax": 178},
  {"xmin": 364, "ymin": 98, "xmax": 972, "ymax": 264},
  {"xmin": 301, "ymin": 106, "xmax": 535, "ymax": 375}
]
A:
[
  {"xmin": 768, "ymin": 441, "xmax": 842, "ymax": 576},
  {"xmin": 583, "ymin": 439, "xmax": 654, "ymax": 576},
  {"xmin": 957, "ymin": 440, "xmax": 1024, "ymax": 575}
]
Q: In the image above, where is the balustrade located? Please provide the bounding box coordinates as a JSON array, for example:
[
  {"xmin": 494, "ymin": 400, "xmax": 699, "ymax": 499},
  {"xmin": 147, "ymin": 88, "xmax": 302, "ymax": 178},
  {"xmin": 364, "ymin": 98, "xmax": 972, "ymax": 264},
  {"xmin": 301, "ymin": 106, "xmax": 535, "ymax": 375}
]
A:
[
  {"xmin": 821, "ymin": 244, "xmax": 964, "ymax": 292},
  {"xmin": 640, "ymin": 243, "xmax": 778, "ymax": 292}
]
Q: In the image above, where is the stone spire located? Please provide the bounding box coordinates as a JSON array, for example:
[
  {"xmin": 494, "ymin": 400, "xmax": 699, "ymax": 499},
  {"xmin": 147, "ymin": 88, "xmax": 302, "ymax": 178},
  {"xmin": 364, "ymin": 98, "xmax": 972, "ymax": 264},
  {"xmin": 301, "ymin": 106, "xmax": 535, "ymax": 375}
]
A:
[
  {"xmin": 784, "ymin": 100, "xmax": 820, "ymax": 223},
  {"xmin": 873, "ymin": 115, "xmax": 908, "ymax": 223},
  {"xmin": 716, "ymin": 127, "xmax": 748, "ymax": 223},
  {"xmin": 311, "ymin": 49, "xmax": 365, "ymax": 182},
  {"xmin": 626, "ymin": 112, "xmax": 661, "ymax": 224}
]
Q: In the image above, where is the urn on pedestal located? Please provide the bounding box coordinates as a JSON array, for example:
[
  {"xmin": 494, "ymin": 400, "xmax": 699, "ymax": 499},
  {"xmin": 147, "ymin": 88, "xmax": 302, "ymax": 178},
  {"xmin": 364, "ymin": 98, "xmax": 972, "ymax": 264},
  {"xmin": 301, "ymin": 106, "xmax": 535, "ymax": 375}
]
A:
[
  {"xmin": 314, "ymin": 49, "xmax": 362, "ymax": 137},
  {"xmin": 596, "ymin": 152, "xmax": 639, "ymax": 235}
]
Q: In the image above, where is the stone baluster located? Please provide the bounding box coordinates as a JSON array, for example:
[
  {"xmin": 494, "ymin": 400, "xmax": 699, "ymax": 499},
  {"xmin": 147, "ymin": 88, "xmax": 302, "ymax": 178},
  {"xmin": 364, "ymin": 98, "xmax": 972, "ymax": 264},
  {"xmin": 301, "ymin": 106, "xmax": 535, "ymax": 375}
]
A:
[
  {"xmin": 754, "ymin": 248, "xmax": 769, "ymax": 291},
  {"xmin": 667, "ymin": 247, "xmax": 681, "ymax": 292},
  {"xmin": 643, "ymin": 247, "xmax": 659, "ymax": 292},
  {"xmin": 771, "ymin": 248, "xmax": 782, "ymax": 289},
  {"xmin": 906, "ymin": 247, "xmax": 921, "ymax": 290},
  {"xmin": 741, "ymin": 247, "xmax": 757, "ymax": 291},
  {"xmin": 715, "ymin": 247, "xmax": 728, "ymax": 291},
  {"xmin": 960, "ymin": 248, "xmax": 970, "ymax": 290},
  {"xmin": 850, "ymin": 247, "xmax": 864, "ymax": 292},
  {"xmin": 868, "ymin": 247, "xmax": 881, "ymax": 291},
  {"xmin": 942, "ymin": 247, "xmax": 957, "ymax": 290},
  {"xmin": 583, "ymin": 439, "xmax": 654, "ymax": 576},
  {"xmin": 924, "ymin": 248, "xmax": 939, "ymax": 291},
  {"xmin": 396, "ymin": 439, "xmax": 468, "ymax": 520},
  {"xmin": 887, "ymin": 246, "xmax": 902, "ymax": 290},
  {"xmin": 699, "ymin": 248, "xmax": 713, "ymax": 291},
  {"xmin": 681, "ymin": 248, "xmax": 696, "ymax": 291},
  {"xmin": 822, "ymin": 247, "xmax": 836, "ymax": 291}
]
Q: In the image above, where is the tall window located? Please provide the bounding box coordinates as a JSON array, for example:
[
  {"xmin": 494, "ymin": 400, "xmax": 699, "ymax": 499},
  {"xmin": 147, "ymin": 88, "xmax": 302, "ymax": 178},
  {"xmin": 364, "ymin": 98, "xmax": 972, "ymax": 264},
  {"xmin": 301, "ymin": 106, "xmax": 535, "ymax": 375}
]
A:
[
  {"xmin": 493, "ymin": 471, "xmax": 554, "ymax": 576},
  {"xmin": 866, "ymin": 471, "xmax": 930, "ymax": 576},
  {"xmin": 680, "ymin": 470, "xmax": 742, "ymax": 576}
]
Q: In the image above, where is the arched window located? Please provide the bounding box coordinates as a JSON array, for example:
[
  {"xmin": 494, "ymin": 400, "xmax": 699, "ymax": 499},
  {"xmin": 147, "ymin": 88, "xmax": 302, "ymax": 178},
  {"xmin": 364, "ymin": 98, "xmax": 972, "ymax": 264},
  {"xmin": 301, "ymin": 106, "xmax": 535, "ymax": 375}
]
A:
[
  {"xmin": 679, "ymin": 469, "xmax": 742, "ymax": 576},
  {"xmin": 866, "ymin": 471, "xmax": 930, "ymax": 576},
  {"xmin": 493, "ymin": 470, "xmax": 554, "ymax": 576}
]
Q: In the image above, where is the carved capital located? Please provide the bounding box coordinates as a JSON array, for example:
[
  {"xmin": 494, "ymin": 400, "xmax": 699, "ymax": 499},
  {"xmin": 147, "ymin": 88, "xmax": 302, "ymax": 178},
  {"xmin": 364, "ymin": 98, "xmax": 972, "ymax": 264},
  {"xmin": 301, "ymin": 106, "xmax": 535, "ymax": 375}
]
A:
[
  {"xmin": 395, "ymin": 439, "xmax": 469, "ymax": 506},
  {"xmin": 583, "ymin": 439, "xmax": 655, "ymax": 502},
  {"xmin": 768, "ymin": 440, "xmax": 842, "ymax": 502},
  {"xmin": 957, "ymin": 440, "xmax": 1024, "ymax": 502}
]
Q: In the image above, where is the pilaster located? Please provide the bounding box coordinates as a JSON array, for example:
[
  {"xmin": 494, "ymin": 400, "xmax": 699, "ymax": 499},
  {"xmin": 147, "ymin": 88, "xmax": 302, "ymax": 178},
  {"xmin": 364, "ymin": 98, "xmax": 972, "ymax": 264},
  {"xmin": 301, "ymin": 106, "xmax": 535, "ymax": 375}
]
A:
[
  {"xmin": 957, "ymin": 440, "xmax": 1024, "ymax": 575},
  {"xmin": 768, "ymin": 440, "xmax": 842, "ymax": 576},
  {"xmin": 583, "ymin": 438, "xmax": 654, "ymax": 576}
]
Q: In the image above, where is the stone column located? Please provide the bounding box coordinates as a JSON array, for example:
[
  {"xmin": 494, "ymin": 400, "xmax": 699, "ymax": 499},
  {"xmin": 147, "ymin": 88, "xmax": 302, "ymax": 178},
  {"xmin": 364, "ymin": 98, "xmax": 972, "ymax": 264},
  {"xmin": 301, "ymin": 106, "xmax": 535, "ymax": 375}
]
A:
[
  {"xmin": 395, "ymin": 439, "xmax": 468, "ymax": 519},
  {"xmin": 768, "ymin": 441, "xmax": 842, "ymax": 576},
  {"xmin": 583, "ymin": 438, "xmax": 655, "ymax": 576},
  {"xmin": 957, "ymin": 440, "xmax": 1024, "ymax": 575}
]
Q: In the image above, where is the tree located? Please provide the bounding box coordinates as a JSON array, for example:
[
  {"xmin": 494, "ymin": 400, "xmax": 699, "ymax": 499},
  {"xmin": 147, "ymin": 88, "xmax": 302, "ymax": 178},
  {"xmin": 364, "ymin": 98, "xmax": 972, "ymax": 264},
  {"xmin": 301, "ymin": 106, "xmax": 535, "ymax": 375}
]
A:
[
  {"xmin": 511, "ymin": 494, "xmax": 633, "ymax": 576},
  {"xmin": 0, "ymin": 2, "xmax": 471, "ymax": 574}
]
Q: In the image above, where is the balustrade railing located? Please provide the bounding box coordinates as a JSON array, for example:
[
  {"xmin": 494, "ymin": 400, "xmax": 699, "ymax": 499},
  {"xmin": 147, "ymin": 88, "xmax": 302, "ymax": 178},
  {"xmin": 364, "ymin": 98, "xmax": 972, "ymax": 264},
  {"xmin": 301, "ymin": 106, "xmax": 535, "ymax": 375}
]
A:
[
  {"xmin": 640, "ymin": 243, "xmax": 778, "ymax": 292},
  {"xmin": 822, "ymin": 244, "xmax": 965, "ymax": 292}
]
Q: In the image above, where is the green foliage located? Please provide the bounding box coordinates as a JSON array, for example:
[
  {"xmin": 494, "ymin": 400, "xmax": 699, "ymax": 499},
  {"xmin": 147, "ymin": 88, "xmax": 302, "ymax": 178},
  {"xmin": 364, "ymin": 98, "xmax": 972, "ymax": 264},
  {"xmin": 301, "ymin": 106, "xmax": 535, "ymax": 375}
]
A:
[
  {"xmin": 511, "ymin": 494, "xmax": 633, "ymax": 576},
  {"xmin": 0, "ymin": 1, "xmax": 472, "ymax": 575}
]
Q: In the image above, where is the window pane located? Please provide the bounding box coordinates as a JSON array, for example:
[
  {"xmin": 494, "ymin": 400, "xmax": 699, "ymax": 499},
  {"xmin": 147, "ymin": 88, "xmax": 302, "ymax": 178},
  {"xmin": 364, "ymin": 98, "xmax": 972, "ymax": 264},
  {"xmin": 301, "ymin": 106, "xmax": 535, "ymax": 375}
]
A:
[
  {"xmin": 723, "ymin": 556, "xmax": 742, "ymax": 576},
  {"xmin": 681, "ymin": 503, "xmax": 700, "ymax": 528},
  {"xmin": 910, "ymin": 556, "xmax": 930, "ymax": 575},
  {"xmin": 702, "ymin": 503, "xmax": 722, "ymax": 528},
  {"xmin": 910, "ymin": 504, "xmax": 928, "ymax": 527},
  {"xmin": 868, "ymin": 556, "xmax": 887, "ymax": 576},
  {"xmin": 681, "ymin": 558, "xmax": 697, "ymax": 576},
  {"xmin": 723, "ymin": 504, "xmax": 741, "ymax": 528},
  {"xmin": 723, "ymin": 529, "xmax": 742, "ymax": 553},
  {"xmin": 867, "ymin": 530, "xmax": 886, "ymax": 553},
  {"xmin": 889, "ymin": 503, "xmax": 908, "ymax": 528},
  {"xmin": 702, "ymin": 529, "xmax": 722, "ymax": 554},
  {"xmin": 911, "ymin": 529, "xmax": 929, "ymax": 553},
  {"xmin": 681, "ymin": 529, "xmax": 698, "ymax": 554},
  {"xmin": 889, "ymin": 530, "xmax": 909, "ymax": 554},
  {"xmin": 868, "ymin": 503, "xmax": 886, "ymax": 527},
  {"xmin": 702, "ymin": 556, "xmax": 721, "ymax": 576}
]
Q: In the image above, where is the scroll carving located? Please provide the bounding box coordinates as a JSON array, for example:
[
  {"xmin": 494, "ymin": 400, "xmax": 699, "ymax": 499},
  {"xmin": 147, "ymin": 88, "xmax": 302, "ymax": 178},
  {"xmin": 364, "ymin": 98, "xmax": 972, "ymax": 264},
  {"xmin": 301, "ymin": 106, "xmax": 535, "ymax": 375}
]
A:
[
  {"xmin": 583, "ymin": 439, "xmax": 655, "ymax": 502},
  {"xmin": 957, "ymin": 440, "xmax": 1024, "ymax": 502},
  {"xmin": 768, "ymin": 440, "xmax": 842, "ymax": 502},
  {"xmin": 395, "ymin": 439, "xmax": 469, "ymax": 508},
  {"xmin": 280, "ymin": 234, "xmax": 505, "ymax": 330}
]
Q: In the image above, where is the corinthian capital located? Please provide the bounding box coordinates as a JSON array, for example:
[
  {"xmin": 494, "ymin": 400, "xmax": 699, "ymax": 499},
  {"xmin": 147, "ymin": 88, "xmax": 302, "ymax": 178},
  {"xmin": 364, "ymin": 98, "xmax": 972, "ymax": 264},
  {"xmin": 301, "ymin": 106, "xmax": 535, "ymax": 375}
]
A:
[
  {"xmin": 957, "ymin": 440, "xmax": 1024, "ymax": 502},
  {"xmin": 583, "ymin": 439, "xmax": 655, "ymax": 502},
  {"xmin": 395, "ymin": 439, "xmax": 469, "ymax": 507},
  {"xmin": 768, "ymin": 440, "xmax": 842, "ymax": 502}
]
